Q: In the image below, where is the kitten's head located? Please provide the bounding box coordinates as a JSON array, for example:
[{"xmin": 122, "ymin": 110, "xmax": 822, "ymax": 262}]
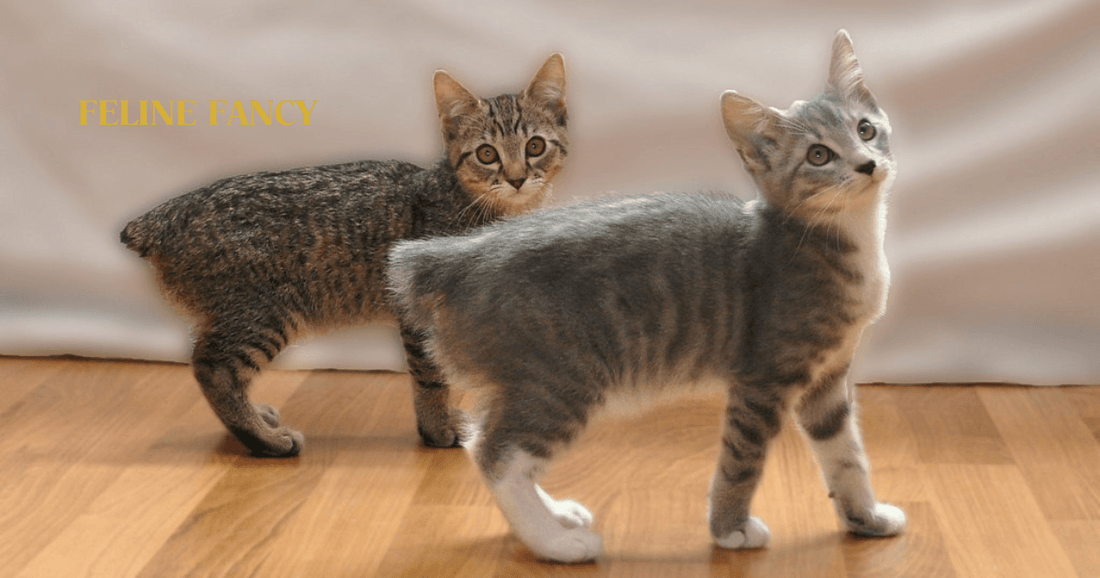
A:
[
  {"xmin": 434, "ymin": 53, "xmax": 568, "ymax": 216},
  {"xmin": 721, "ymin": 30, "xmax": 894, "ymax": 219}
]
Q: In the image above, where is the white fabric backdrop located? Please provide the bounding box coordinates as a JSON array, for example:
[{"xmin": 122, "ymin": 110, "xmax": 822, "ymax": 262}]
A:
[{"xmin": 1, "ymin": 0, "xmax": 1097, "ymax": 385}]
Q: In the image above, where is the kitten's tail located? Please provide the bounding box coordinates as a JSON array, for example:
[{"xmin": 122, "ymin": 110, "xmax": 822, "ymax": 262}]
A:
[
  {"xmin": 387, "ymin": 239, "xmax": 451, "ymax": 332},
  {"xmin": 119, "ymin": 215, "xmax": 156, "ymax": 258}
]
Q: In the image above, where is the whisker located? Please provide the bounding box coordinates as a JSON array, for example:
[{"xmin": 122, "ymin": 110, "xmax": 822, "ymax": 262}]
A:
[{"xmin": 787, "ymin": 184, "xmax": 844, "ymax": 264}]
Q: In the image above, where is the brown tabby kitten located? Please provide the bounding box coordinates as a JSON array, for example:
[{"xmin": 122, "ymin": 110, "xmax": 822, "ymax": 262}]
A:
[
  {"xmin": 120, "ymin": 54, "xmax": 568, "ymax": 457},
  {"xmin": 389, "ymin": 31, "xmax": 904, "ymax": 563}
]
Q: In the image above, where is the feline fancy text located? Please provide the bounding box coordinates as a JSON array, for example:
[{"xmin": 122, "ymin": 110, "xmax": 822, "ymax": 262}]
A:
[{"xmin": 78, "ymin": 100, "xmax": 319, "ymax": 126}]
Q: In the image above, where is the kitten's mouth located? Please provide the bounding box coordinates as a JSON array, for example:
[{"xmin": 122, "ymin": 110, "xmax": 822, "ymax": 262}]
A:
[
  {"xmin": 507, "ymin": 182, "xmax": 547, "ymax": 200},
  {"xmin": 494, "ymin": 182, "xmax": 549, "ymax": 214}
]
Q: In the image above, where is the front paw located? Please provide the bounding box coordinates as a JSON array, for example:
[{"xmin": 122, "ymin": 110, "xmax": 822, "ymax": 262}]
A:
[
  {"xmin": 844, "ymin": 502, "xmax": 907, "ymax": 537},
  {"xmin": 256, "ymin": 404, "xmax": 282, "ymax": 427},
  {"xmin": 244, "ymin": 426, "xmax": 304, "ymax": 458},
  {"xmin": 714, "ymin": 516, "xmax": 770, "ymax": 549},
  {"xmin": 416, "ymin": 408, "xmax": 469, "ymax": 448}
]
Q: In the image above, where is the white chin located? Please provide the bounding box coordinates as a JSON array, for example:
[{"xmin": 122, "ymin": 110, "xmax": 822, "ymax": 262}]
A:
[{"xmin": 513, "ymin": 183, "xmax": 545, "ymax": 200}]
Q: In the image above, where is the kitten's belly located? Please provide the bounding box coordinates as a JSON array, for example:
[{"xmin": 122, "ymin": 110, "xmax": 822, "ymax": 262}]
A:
[{"xmin": 592, "ymin": 374, "xmax": 729, "ymax": 421}]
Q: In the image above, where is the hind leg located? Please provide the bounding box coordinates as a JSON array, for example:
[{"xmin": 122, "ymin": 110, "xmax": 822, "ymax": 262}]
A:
[
  {"xmin": 399, "ymin": 324, "xmax": 465, "ymax": 447},
  {"xmin": 470, "ymin": 426, "xmax": 601, "ymax": 563},
  {"xmin": 192, "ymin": 322, "xmax": 302, "ymax": 457}
]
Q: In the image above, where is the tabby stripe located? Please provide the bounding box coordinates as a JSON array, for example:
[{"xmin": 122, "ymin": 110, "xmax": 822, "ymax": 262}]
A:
[
  {"xmin": 722, "ymin": 463, "xmax": 760, "ymax": 486},
  {"xmin": 722, "ymin": 436, "xmax": 749, "ymax": 461},
  {"xmin": 805, "ymin": 403, "xmax": 850, "ymax": 441},
  {"xmin": 282, "ymin": 288, "xmax": 308, "ymax": 318},
  {"xmin": 249, "ymin": 339, "xmax": 279, "ymax": 362},
  {"xmin": 730, "ymin": 414, "xmax": 766, "ymax": 446},
  {"xmin": 272, "ymin": 324, "xmax": 289, "ymax": 346},
  {"xmin": 744, "ymin": 397, "xmax": 781, "ymax": 433},
  {"xmin": 234, "ymin": 351, "xmax": 261, "ymax": 372}
]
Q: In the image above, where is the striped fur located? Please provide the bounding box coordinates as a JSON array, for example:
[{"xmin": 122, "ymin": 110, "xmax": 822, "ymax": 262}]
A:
[
  {"xmin": 120, "ymin": 54, "xmax": 568, "ymax": 456},
  {"xmin": 387, "ymin": 31, "xmax": 904, "ymax": 563}
]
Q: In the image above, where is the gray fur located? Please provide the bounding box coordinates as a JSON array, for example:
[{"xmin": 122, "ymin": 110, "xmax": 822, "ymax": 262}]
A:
[
  {"xmin": 121, "ymin": 54, "xmax": 568, "ymax": 456},
  {"xmin": 388, "ymin": 31, "xmax": 904, "ymax": 560}
]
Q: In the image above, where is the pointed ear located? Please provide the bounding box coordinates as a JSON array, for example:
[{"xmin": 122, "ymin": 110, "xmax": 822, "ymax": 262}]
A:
[
  {"xmin": 434, "ymin": 69, "xmax": 480, "ymax": 121},
  {"xmin": 827, "ymin": 29, "xmax": 877, "ymax": 107},
  {"xmin": 523, "ymin": 53, "xmax": 566, "ymax": 112},
  {"xmin": 720, "ymin": 90, "xmax": 781, "ymax": 176}
]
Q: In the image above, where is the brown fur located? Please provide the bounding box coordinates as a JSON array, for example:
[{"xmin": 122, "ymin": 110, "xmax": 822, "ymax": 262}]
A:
[{"xmin": 121, "ymin": 54, "xmax": 568, "ymax": 456}]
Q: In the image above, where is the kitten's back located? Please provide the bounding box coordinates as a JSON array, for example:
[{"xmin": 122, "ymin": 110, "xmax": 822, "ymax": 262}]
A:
[
  {"xmin": 122, "ymin": 159, "xmax": 440, "ymax": 326},
  {"xmin": 390, "ymin": 192, "xmax": 753, "ymax": 382},
  {"xmin": 120, "ymin": 159, "xmax": 424, "ymax": 259}
]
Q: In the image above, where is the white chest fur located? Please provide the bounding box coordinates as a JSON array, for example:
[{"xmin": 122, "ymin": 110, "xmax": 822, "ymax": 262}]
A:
[
  {"xmin": 836, "ymin": 197, "xmax": 891, "ymax": 324},
  {"xmin": 798, "ymin": 195, "xmax": 890, "ymax": 389}
]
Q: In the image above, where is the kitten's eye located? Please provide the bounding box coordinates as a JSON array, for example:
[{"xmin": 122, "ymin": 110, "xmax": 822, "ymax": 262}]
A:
[
  {"xmin": 806, "ymin": 144, "xmax": 834, "ymax": 166},
  {"xmin": 525, "ymin": 136, "xmax": 546, "ymax": 157},
  {"xmin": 476, "ymin": 144, "xmax": 499, "ymax": 165},
  {"xmin": 857, "ymin": 119, "xmax": 876, "ymax": 141}
]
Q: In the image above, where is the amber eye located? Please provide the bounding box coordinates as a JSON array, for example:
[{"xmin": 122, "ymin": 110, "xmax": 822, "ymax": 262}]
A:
[
  {"xmin": 807, "ymin": 144, "xmax": 834, "ymax": 166},
  {"xmin": 525, "ymin": 136, "xmax": 546, "ymax": 157},
  {"xmin": 857, "ymin": 119, "xmax": 876, "ymax": 141},
  {"xmin": 475, "ymin": 144, "xmax": 499, "ymax": 165}
]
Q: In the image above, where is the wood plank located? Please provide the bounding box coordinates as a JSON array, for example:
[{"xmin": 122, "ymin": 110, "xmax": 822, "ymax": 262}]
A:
[
  {"xmin": 2, "ymin": 358, "xmax": 1098, "ymax": 578},
  {"xmin": 0, "ymin": 360, "xmax": 198, "ymax": 575},
  {"xmin": 252, "ymin": 372, "xmax": 434, "ymax": 578},
  {"xmin": 0, "ymin": 356, "xmax": 71, "ymax": 414},
  {"xmin": 14, "ymin": 367, "xmax": 307, "ymax": 578},
  {"xmin": 979, "ymin": 387, "xmax": 1100, "ymax": 521},
  {"xmin": 856, "ymin": 385, "xmax": 927, "ymax": 503},
  {"xmin": 922, "ymin": 464, "xmax": 1079, "ymax": 578},
  {"xmin": 133, "ymin": 369, "xmax": 384, "ymax": 578},
  {"xmin": 892, "ymin": 386, "xmax": 1014, "ymax": 465},
  {"xmin": 1050, "ymin": 521, "xmax": 1100, "ymax": 578},
  {"xmin": 375, "ymin": 504, "xmax": 511, "ymax": 578},
  {"xmin": 1062, "ymin": 386, "xmax": 1100, "ymax": 445}
]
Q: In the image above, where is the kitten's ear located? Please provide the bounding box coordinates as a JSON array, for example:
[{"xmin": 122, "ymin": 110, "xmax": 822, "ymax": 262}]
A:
[
  {"xmin": 434, "ymin": 70, "xmax": 481, "ymax": 121},
  {"xmin": 523, "ymin": 53, "xmax": 567, "ymax": 116},
  {"xmin": 827, "ymin": 29, "xmax": 877, "ymax": 108},
  {"xmin": 720, "ymin": 90, "xmax": 781, "ymax": 176}
]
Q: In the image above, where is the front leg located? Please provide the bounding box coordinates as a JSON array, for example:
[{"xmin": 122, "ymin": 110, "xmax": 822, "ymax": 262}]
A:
[
  {"xmin": 399, "ymin": 323, "xmax": 465, "ymax": 448},
  {"xmin": 796, "ymin": 371, "xmax": 906, "ymax": 537},
  {"xmin": 709, "ymin": 387, "xmax": 784, "ymax": 549}
]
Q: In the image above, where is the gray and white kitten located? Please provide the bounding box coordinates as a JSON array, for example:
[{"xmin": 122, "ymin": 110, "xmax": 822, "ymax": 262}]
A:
[
  {"xmin": 388, "ymin": 31, "xmax": 904, "ymax": 562},
  {"xmin": 121, "ymin": 54, "xmax": 568, "ymax": 457}
]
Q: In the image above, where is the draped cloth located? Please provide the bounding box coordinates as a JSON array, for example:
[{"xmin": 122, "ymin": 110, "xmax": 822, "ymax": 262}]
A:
[{"xmin": 2, "ymin": 0, "xmax": 1097, "ymax": 385}]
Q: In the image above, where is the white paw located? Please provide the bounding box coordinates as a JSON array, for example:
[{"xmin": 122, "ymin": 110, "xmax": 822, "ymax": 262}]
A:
[
  {"xmin": 529, "ymin": 527, "xmax": 603, "ymax": 563},
  {"xmin": 547, "ymin": 498, "xmax": 595, "ymax": 529},
  {"xmin": 845, "ymin": 502, "xmax": 907, "ymax": 537},
  {"xmin": 536, "ymin": 485, "xmax": 594, "ymax": 529},
  {"xmin": 714, "ymin": 516, "xmax": 771, "ymax": 549}
]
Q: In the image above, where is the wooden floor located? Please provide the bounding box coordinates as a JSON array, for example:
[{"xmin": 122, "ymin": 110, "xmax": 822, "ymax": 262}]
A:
[{"xmin": 1, "ymin": 356, "xmax": 1098, "ymax": 578}]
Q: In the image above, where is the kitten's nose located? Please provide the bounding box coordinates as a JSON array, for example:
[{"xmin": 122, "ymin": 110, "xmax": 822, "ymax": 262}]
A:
[
  {"xmin": 855, "ymin": 160, "xmax": 876, "ymax": 176},
  {"xmin": 507, "ymin": 177, "xmax": 527, "ymax": 190}
]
